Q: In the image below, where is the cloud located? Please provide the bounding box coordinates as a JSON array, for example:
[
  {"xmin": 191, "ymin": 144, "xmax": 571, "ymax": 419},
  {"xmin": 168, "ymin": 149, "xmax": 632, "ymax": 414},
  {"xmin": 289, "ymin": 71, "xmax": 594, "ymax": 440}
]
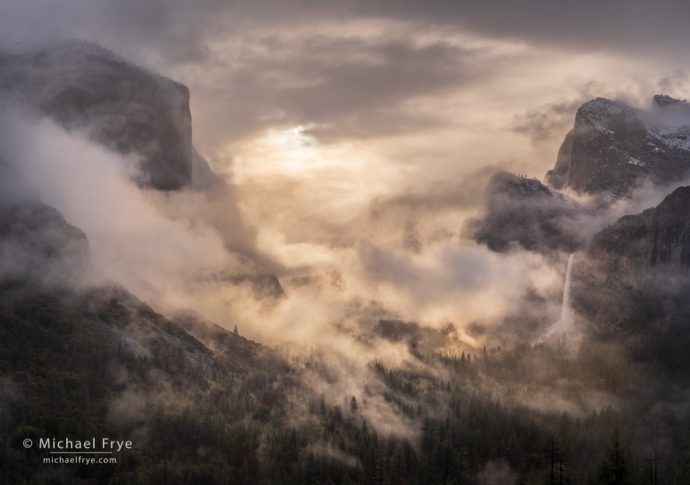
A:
[
  {"xmin": 11, "ymin": 0, "xmax": 687, "ymax": 153},
  {"xmin": 351, "ymin": 1, "xmax": 690, "ymax": 57},
  {"xmin": 513, "ymin": 94, "xmax": 593, "ymax": 145},
  {"xmin": 0, "ymin": 111, "xmax": 256, "ymax": 310},
  {"xmin": 368, "ymin": 165, "xmax": 499, "ymax": 217},
  {"xmin": 5, "ymin": 1, "xmax": 690, "ymax": 60},
  {"xmin": 180, "ymin": 33, "xmax": 520, "ymax": 147},
  {"xmin": 5, "ymin": 1, "xmax": 684, "ymax": 207}
]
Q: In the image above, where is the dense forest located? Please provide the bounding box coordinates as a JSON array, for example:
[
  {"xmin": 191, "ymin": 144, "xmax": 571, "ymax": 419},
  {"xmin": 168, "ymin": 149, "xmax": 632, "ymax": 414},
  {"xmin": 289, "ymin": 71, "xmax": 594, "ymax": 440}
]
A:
[{"xmin": 2, "ymin": 275, "xmax": 690, "ymax": 484}]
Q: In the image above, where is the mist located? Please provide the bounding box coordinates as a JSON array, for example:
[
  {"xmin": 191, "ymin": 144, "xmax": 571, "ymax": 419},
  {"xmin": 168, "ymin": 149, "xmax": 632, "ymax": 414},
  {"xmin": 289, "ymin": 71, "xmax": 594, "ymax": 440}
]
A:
[
  {"xmin": 4, "ymin": 83, "xmax": 689, "ymax": 439},
  {"xmin": 3, "ymin": 3, "xmax": 690, "ymax": 483}
]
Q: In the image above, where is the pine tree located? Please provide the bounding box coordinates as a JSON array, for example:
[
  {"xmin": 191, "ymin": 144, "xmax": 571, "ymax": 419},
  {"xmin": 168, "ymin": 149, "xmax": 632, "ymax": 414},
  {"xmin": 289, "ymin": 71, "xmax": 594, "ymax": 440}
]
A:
[{"xmin": 596, "ymin": 429, "xmax": 630, "ymax": 485}]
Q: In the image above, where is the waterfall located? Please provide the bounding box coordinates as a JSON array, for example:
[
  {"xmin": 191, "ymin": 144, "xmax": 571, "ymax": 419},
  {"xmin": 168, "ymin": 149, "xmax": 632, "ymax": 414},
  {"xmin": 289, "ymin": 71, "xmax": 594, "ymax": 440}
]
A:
[
  {"xmin": 559, "ymin": 253, "xmax": 574, "ymax": 325},
  {"xmin": 540, "ymin": 253, "xmax": 575, "ymax": 342}
]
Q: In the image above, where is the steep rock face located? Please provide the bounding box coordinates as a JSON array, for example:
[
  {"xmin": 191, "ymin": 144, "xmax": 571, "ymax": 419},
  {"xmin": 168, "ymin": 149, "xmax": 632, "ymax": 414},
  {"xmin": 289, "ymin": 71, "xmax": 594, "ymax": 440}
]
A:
[
  {"xmin": 0, "ymin": 40, "xmax": 216, "ymax": 190},
  {"xmin": 546, "ymin": 96, "xmax": 690, "ymax": 196},
  {"xmin": 571, "ymin": 186, "xmax": 690, "ymax": 334},
  {"xmin": 473, "ymin": 171, "xmax": 586, "ymax": 253},
  {"xmin": 589, "ymin": 186, "xmax": 690, "ymax": 276}
]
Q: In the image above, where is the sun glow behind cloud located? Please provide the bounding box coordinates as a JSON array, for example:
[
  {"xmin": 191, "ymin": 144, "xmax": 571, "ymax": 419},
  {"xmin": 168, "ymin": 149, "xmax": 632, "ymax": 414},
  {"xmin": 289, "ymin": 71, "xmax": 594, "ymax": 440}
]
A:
[
  {"xmin": 231, "ymin": 124, "xmax": 402, "ymax": 219},
  {"xmin": 243, "ymin": 125, "xmax": 319, "ymax": 174}
]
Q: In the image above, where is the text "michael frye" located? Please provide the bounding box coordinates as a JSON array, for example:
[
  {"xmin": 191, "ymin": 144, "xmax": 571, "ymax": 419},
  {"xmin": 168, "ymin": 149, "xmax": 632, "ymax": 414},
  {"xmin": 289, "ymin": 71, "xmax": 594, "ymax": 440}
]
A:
[{"xmin": 38, "ymin": 438, "xmax": 133, "ymax": 452}]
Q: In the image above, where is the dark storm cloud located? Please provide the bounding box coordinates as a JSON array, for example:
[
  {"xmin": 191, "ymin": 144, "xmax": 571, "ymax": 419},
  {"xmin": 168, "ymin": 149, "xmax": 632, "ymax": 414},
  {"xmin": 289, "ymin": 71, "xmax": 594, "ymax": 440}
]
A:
[
  {"xmin": 5, "ymin": 0, "xmax": 690, "ymax": 60},
  {"xmin": 275, "ymin": 39, "xmax": 472, "ymax": 119},
  {"xmin": 1, "ymin": 2, "xmax": 487, "ymax": 144},
  {"xmin": 195, "ymin": 36, "xmax": 504, "ymax": 143},
  {"xmin": 351, "ymin": 0, "xmax": 690, "ymax": 55},
  {"xmin": 4, "ymin": 0, "xmax": 690, "ymax": 147}
]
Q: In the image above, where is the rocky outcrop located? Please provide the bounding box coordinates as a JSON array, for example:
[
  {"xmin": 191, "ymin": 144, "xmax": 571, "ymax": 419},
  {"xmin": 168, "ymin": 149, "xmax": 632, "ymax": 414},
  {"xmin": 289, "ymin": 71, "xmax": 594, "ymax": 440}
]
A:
[
  {"xmin": 473, "ymin": 171, "xmax": 586, "ymax": 253},
  {"xmin": 0, "ymin": 40, "xmax": 217, "ymax": 190},
  {"xmin": 546, "ymin": 96, "xmax": 690, "ymax": 196}
]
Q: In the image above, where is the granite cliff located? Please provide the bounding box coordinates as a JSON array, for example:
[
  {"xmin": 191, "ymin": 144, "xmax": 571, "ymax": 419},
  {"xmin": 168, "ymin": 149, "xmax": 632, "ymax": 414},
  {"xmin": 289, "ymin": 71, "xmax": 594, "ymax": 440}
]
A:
[
  {"xmin": 0, "ymin": 40, "xmax": 217, "ymax": 190},
  {"xmin": 546, "ymin": 96, "xmax": 690, "ymax": 196}
]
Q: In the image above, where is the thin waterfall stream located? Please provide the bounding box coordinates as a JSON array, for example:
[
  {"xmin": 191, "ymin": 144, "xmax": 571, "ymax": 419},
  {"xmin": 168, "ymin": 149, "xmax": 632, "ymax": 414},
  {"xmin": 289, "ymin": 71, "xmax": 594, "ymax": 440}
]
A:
[{"xmin": 539, "ymin": 253, "xmax": 575, "ymax": 342}]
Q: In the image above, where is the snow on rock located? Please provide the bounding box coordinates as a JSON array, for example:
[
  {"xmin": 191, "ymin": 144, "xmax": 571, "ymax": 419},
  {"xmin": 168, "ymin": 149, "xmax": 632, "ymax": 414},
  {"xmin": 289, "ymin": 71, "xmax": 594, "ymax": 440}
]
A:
[{"xmin": 546, "ymin": 95, "xmax": 690, "ymax": 196}]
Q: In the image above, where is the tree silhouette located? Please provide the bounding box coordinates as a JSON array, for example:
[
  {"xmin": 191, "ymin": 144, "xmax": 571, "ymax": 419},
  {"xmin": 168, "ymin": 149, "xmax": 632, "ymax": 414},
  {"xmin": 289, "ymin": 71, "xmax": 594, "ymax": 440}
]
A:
[{"xmin": 596, "ymin": 429, "xmax": 630, "ymax": 485}]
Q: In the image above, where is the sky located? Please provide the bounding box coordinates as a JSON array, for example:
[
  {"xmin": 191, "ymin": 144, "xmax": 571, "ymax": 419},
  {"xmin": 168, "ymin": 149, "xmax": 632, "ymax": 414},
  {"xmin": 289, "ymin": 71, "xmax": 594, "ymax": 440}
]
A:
[
  {"xmin": 1, "ymin": 0, "xmax": 689, "ymax": 338},
  {"xmin": 2, "ymin": 2, "xmax": 689, "ymax": 170}
]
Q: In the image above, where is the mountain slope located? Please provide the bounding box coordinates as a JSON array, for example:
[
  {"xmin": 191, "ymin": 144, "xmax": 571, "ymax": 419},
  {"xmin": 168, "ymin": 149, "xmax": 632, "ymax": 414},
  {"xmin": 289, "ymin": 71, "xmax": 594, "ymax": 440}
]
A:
[
  {"xmin": 0, "ymin": 197, "xmax": 293, "ymax": 483},
  {"xmin": 0, "ymin": 202, "xmax": 89, "ymax": 281},
  {"xmin": 546, "ymin": 96, "xmax": 690, "ymax": 196},
  {"xmin": 572, "ymin": 187, "xmax": 690, "ymax": 347},
  {"xmin": 589, "ymin": 185, "xmax": 690, "ymax": 274}
]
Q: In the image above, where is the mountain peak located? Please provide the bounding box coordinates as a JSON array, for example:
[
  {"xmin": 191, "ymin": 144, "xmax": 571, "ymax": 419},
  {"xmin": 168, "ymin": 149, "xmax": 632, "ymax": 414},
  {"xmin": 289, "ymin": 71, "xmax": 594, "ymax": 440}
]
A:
[
  {"xmin": 575, "ymin": 97, "xmax": 639, "ymax": 133},
  {"xmin": 546, "ymin": 95, "xmax": 690, "ymax": 196},
  {"xmin": 4, "ymin": 38, "xmax": 124, "ymax": 61}
]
